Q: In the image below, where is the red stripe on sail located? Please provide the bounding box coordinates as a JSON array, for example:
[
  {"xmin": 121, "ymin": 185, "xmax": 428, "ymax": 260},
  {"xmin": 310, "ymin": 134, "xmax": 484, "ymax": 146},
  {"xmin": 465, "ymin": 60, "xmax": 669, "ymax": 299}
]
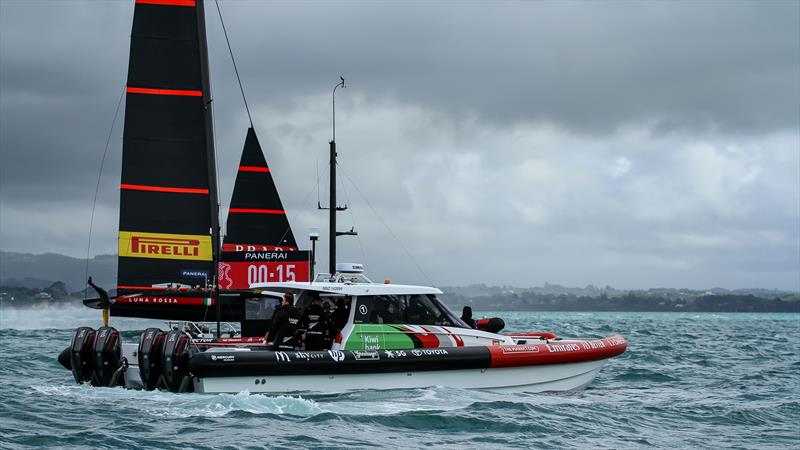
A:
[
  {"xmin": 135, "ymin": 0, "xmax": 196, "ymax": 7},
  {"xmin": 126, "ymin": 87, "xmax": 202, "ymax": 97},
  {"xmin": 120, "ymin": 183, "xmax": 209, "ymax": 194},
  {"xmin": 238, "ymin": 166, "xmax": 270, "ymax": 173},
  {"xmin": 228, "ymin": 208, "xmax": 285, "ymax": 214}
]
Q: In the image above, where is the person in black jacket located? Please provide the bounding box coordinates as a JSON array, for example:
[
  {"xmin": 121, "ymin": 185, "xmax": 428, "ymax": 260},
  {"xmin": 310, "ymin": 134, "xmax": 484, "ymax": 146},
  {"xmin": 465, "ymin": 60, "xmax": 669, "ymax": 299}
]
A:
[
  {"xmin": 461, "ymin": 306, "xmax": 478, "ymax": 329},
  {"xmin": 267, "ymin": 293, "xmax": 299, "ymax": 350},
  {"xmin": 300, "ymin": 294, "xmax": 331, "ymax": 351}
]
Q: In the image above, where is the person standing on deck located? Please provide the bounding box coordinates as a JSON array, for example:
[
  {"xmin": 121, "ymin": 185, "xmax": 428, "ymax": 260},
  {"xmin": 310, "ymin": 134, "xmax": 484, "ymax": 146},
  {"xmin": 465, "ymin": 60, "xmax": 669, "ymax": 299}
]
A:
[{"xmin": 267, "ymin": 293, "xmax": 299, "ymax": 350}]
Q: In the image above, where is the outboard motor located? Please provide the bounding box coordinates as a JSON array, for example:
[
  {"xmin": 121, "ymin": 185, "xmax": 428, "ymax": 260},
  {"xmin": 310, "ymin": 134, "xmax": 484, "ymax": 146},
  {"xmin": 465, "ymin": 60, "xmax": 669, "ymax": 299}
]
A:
[
  {"xmin": 92, "ymin": 326, "xmax": 122, "ymax": 387},
  {"xmin": 476, "ymin": 317, "xmax": 506, "ymax": 334},
  {"xmin": 161, "ymin": 329, "xmax": 193, "ymax": 393},
  {"xmin": 69, "ymin": 327, "xmax": 96, "ymax": 384},
  {"xmin": 137, "ymin": 328, "xmax": 165, "ymax": 390}
]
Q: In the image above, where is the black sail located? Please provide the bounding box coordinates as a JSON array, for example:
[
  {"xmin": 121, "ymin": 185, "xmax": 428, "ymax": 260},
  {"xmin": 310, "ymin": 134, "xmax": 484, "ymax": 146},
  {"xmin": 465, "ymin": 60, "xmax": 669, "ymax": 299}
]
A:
[
  {"xmin": 117, "ymin": 0, "xmax": 219, "ymax": 294},
  {"xmin": 223, "ymin": 128, "xmax": 297, "ymax": 250}
]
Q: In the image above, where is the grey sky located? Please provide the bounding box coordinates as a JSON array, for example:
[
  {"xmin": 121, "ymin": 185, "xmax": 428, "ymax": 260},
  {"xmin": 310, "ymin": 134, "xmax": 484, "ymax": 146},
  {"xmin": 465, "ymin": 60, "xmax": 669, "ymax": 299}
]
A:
[{"xmin": 1, "ymin": 0, "xmax": 798, "ymax": 290}]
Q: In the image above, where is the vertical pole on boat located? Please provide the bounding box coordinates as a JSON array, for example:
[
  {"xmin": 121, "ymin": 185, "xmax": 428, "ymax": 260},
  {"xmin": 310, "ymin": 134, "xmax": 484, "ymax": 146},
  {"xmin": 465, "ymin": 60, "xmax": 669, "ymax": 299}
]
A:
[
  {"xmin": 329, "ymin": 77, "xmax": 345, "ymax": 275},
  {"xmin": 102, "ymin": 308, "xmax": 109, "ymax": 327},
  {"xmin": 196, "ymin": 0, "xmax": 222, "ymax": 338}
]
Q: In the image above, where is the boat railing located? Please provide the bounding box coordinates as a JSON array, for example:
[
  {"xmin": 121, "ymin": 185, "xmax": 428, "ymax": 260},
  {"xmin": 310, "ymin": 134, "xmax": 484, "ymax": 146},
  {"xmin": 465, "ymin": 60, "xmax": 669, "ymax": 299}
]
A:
[{"xmin": 167, "ymin": 321, "xmax": 240, "ymax": 339}]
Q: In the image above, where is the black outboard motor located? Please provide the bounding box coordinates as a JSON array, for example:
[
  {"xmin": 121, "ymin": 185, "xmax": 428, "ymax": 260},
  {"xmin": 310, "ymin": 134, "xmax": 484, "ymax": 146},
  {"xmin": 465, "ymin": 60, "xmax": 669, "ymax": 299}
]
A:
[
  {"xmin": 69, "ymin": 327, "xmax": 96, "ymax": 384},
  {"xmin": 92, "ymin": 326, "xmax": 122, "ymax": 387},
  {"xmin": 161, "ymin": 329, "xmax": 193, "ymax": 393},
  {"xmin": 137, "ymin": 328, "xmax": 165, "ymax": 390}
]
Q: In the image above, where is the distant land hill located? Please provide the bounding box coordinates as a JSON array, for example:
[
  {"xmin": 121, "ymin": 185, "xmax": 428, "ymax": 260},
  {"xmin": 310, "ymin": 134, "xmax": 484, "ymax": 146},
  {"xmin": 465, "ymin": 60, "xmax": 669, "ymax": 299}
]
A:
[
  {"xmin": 0, "ymin": 251, "xmax": 116, "ymax": 292},
  {"xmin": 1, "ymin": 251, "xmax": 798, "ymax": 312},
  {"xmin": 439, "ymin": 283, "xmax": 799, "ymax": 313}
]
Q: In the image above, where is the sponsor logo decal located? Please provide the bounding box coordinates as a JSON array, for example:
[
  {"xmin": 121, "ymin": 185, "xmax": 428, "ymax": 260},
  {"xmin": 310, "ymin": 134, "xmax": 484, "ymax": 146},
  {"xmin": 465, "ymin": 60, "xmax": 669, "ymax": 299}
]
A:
[
  {"xmin": 119, "ymin": 231, "xmax": 212, "ymax": 261},
  {"xmin": 180, "ymin": 269, "xmax": 209, "ymax": 278},
  {"xmin": 545, "ymin": 343, "xmax": 581, "ymax": 353},
  {"xmin": 210, "ymin": 354, "xmax": 235, "ymax": 362},
  {"xmin": 501, "ymin": 345, "xmax": 541, "ymax": 354},
  {"xmin": 384, "ymin": 350, "xmax": 407, "ymax": 358},
  {"xmin": 293, "ymin": 352, "xmax": 327, "ymax": 361},
  {"xmin": 275, "ymin": 351, "xmax": 291, "ymax": 362},
  {"xmin": 352, "ymin": 350, "xmax": 380, "ymax": 361},
  {"xmin": 328, "ymin": 350, "xmax": 345, "ymax": 362},
  {"xmin": 411, "ymin": 348, "xmax": 449, "ymax": 357}
]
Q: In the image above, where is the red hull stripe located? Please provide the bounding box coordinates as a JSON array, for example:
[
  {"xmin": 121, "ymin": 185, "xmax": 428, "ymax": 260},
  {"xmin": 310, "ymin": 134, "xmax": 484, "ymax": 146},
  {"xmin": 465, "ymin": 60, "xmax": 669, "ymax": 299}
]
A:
[
  {"xmin": 238, "ymin": 166, "xmax": 270, "ymax": 173},
  {"xmin": 115, "ymin": 296, "xmax": 212, "ymax": 306},
  {"xmin": 488, "ymin": 335, "xmax": 628, "ymax": 368},
  {"xmin": 135, "ymin": 0, "xmax": 196, "ymax": 7},
  {"xmin": 126, "ymin": 87, "xmax": 202, "ymax": 97},
  {"xmin": 116, "ymin": 285, "xmax": 198, "ymax": 291},
  {"xmin": 228, "ymin": 208, "xmax": 285, "ymax": 214},
  {"xmin": 120, "ymin": 183, "xmax": 209, "ymax": 194}
]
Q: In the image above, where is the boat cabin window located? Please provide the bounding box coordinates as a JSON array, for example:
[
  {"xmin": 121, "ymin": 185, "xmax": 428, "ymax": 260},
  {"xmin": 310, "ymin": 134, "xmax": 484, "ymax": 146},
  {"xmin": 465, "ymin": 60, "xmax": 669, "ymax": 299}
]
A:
[
  {"xmin": 353, "ymin": 294, "xmax": 468, "ymax": 327},
  {"xmin": 244, "ymin": 297, "xmax": 281, "ymax": 320}
]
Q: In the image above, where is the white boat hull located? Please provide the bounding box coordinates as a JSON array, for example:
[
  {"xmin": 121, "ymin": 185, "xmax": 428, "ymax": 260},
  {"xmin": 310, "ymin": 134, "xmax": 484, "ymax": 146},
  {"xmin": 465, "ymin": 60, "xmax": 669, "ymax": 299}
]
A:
[{"xmin": 193, "ymin": 359, "xmax": 607, "ymax": 394}]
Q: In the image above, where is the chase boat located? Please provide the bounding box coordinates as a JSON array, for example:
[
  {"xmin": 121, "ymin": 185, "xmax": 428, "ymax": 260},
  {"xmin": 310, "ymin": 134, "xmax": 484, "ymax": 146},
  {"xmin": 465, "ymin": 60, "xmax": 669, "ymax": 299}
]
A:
[{"xmin": 60, "ymin": 266, "xmax": 627, "ymax": 394}]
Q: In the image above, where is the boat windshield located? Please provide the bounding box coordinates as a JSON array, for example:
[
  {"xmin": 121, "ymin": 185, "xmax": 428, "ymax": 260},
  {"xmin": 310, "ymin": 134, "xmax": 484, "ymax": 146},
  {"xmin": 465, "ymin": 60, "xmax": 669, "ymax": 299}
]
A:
[{"xmin": 353, "ymin": 294, "xmax": 469, "ymax": 328}]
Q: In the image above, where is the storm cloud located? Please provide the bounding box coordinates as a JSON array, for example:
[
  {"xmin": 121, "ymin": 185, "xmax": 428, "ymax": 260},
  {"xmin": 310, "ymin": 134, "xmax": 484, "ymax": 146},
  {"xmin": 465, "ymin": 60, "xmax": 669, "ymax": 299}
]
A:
[{"xmin": 1, "ymin": 0, "xmax": 798, "ymax": 289}]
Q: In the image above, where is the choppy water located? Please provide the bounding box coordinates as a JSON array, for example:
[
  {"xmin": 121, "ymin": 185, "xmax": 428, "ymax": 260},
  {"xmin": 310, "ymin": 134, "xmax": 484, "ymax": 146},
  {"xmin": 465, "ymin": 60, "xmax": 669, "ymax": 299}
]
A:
[{"xmin": 0, "ymin": 308, "xmax": 798, "ymax": 449}]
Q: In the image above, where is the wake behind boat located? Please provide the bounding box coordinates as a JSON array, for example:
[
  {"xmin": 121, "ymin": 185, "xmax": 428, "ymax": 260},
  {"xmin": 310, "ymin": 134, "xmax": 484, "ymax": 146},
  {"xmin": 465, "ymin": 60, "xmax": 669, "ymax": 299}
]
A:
[{"xmin": 58, "ymin": 0, "xmax": 626, "ymax": 394}]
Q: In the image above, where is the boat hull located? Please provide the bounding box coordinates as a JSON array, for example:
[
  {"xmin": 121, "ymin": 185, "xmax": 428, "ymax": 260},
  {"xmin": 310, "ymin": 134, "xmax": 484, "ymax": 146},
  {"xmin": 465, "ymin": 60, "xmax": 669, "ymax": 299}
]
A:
[{"xmin": 194, "ymin": 359, "xmax": 607, "ymax": 394}]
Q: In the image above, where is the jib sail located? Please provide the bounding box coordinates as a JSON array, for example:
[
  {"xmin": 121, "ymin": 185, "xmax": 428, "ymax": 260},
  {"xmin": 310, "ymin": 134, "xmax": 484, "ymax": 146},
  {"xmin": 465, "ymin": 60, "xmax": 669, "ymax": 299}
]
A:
[
  {"xmin": 116, "ymin": 0, "xmax": 220, "ymax": 295},
  {"xmin": 222, "ymin": 128, "xmax": 297, "ymax": 251},
  {"xmin": 219, "ymin": 128, "xmax": 310, "ymax": 289}
]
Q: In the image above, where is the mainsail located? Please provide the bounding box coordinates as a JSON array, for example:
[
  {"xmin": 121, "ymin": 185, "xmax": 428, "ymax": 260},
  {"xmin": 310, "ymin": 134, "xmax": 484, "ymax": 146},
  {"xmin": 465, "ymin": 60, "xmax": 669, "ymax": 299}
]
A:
[
  {"xmin": 114, "ymin": 0, "xmax": 221, "ymax": 315},
  {"xmin": 223, "ymin": 128, "xmax": 297, "ymax": 251}
]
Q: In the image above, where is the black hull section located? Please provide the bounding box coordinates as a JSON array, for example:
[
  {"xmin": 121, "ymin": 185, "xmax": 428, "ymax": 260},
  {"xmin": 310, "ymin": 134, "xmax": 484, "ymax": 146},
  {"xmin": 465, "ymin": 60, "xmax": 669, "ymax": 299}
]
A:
[
  {"xmin": 110, "ymin": 297, "xmax": 242, "ymax": 321},
  {"xmin": 189, "ymin": 347, "xmax": 492, "ymax": 377}
]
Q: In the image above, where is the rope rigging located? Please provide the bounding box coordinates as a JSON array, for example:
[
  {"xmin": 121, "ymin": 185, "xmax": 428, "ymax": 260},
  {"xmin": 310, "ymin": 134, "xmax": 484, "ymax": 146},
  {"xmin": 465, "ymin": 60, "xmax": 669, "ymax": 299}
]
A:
[
  {"xmin": 84, "ymin": 86, "xmax": 125, "ymax": 300},
  {"xmin": 214, "ymin": 0, "xmax": 253, "ymax": 128}
]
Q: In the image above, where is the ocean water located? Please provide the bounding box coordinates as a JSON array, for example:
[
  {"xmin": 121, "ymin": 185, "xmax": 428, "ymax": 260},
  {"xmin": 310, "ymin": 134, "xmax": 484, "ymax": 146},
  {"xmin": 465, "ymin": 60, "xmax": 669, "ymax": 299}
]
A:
[{"xmin": 0, "ymin": 309, "xmax": 797, "ymax": 449}]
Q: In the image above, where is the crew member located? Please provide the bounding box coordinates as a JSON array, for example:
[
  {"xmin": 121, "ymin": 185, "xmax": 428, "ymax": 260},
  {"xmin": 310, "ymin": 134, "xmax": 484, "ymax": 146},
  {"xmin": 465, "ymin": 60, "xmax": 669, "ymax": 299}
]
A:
[
  {"xmin": 267, "ymin": 293, "xmax": 299, "ymax": 350},
  {"xmin": 461, "ymin": 306, "xmax": 477, "ymax": 329},
  {"xmin": 333, "ymin": 296, "xmax": 351, "ymax": 330},
  {"xmin": 300, "ymin": 293, "xmax": 330, "ymax": 351}
]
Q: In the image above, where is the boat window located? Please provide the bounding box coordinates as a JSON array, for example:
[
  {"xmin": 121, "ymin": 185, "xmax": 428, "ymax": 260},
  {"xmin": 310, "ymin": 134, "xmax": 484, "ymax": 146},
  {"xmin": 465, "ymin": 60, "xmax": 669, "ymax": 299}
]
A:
[
  {"xmin": 353, "ymin": 294, "xmax": 468, "ymax": 327},
  {"xmin": 244, "ymin": 297, "xmax": 281, "ymax": 320}
]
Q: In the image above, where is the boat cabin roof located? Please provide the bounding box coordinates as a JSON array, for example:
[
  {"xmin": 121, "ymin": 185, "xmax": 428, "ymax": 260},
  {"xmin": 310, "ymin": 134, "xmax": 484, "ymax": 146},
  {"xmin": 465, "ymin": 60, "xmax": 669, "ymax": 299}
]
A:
[{"xmin": 250, "ymin": 281, "xmax": 442, "ymax": 297}]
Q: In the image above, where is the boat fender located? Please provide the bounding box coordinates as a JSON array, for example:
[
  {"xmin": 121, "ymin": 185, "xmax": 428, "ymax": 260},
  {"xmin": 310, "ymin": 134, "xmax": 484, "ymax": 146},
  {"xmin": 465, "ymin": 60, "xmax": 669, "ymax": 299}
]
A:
[
  {"xmin": 92, "ymin": 326, "xmax": 122, "ymax": 387},
  {"xmin": 476, "ymin": 317, "xmax": 505, "ymax": 333},
  {"xmin": 137, "ymin": 328, "xmax": 166, "ymax": 390},
  {"xmin": 161, "ymin": 329, "xmax": 193, "ymax": 393},
  {"xmin": 69, "ymin": 327, "xmax": 96, "ymax": 384}
]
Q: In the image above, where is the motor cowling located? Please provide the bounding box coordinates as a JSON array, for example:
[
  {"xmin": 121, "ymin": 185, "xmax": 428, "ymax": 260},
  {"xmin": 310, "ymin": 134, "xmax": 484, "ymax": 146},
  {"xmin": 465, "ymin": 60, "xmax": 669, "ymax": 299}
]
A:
[
  {"xmin": 69, "ymin": 326, "xmax": 96, "ymax": 384},
  {"xmin": 161, "ymin": 329, "xmax": 192, "ymax": 393},
  {"xmin": 137, "ymin": 328, "xmax": 165, "ymax": 390},
  {"xmin": 92, "ymin": 326, "xmax": 122, "ymax": 387}
]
